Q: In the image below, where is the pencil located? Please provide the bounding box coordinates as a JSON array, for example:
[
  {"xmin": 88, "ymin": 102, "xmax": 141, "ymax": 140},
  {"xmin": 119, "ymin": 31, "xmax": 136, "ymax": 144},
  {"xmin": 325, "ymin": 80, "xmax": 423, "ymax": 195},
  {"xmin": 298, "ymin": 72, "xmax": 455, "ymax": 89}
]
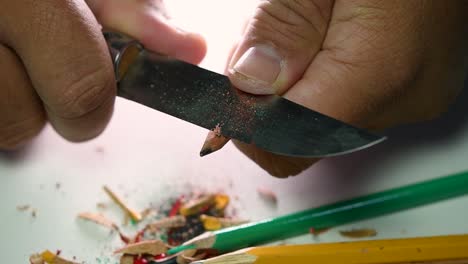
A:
[
  {"xmin": 199, "ymin": 124, "xmax": 230, "ymax": 157},
  {"xmin": 168, "ymin": 170, "xmax": 468, "ymax": 254},
  {"xmin": 191, "ymin": 234, "xmax": 468, "ymax": 264}
]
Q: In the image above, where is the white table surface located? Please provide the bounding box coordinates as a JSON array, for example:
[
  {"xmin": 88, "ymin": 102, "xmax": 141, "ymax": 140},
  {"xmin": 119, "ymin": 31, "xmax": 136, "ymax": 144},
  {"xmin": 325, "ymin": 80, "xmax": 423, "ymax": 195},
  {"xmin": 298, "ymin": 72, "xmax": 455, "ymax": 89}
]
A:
[{"xmin": 2, "ymin": 1, "xmax": 468, "ymax": 262}]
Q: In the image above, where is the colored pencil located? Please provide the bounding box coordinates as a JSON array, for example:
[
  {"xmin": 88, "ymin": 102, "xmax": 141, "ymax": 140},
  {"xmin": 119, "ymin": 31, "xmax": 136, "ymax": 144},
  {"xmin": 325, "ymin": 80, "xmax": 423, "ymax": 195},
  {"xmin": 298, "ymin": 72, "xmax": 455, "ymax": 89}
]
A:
[
  {"xmin": 191, "ymin": 234, "xmax": 468, "ymax": 264},
  {"xmin": 168, "ymin": 170, "xmax": 468, "ymax": 254}
]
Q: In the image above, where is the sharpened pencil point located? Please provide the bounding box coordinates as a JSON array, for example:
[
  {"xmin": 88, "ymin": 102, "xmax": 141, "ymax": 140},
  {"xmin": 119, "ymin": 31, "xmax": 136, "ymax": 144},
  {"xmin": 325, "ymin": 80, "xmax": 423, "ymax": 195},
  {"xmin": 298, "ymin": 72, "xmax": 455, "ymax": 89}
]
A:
[
  {"xmin": 199, "ymin": 125, "xmax": 231, "ymax": 157},
  {"xmin": 200, "ymin": 148, "xmax": 214, "ymax": 157}
]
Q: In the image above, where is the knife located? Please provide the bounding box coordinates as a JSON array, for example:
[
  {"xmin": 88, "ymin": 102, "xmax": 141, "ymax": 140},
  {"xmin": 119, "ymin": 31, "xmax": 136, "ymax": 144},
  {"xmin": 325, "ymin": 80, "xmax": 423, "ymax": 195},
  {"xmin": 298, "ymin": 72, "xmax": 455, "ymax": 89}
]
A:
[{"xmin": 103, "ymin": 31, "xmax": 385, "ymax": 157}]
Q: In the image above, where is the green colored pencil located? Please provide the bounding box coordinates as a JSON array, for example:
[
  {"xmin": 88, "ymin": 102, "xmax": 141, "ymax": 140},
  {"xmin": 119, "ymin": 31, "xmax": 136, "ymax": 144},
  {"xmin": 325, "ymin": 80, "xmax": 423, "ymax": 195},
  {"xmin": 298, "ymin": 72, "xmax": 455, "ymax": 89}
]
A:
[{"xmin": 168, "ymin": 170, "xmax": 468, "ymax": 255}]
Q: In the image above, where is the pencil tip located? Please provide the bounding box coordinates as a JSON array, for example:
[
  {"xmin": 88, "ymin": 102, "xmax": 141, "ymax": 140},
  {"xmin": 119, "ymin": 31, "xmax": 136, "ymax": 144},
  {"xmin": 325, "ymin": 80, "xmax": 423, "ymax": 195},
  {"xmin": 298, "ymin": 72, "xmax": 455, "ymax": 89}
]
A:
[{"xmin": 200, "ymin": 148, "xmax": 213, "ymax": 157}]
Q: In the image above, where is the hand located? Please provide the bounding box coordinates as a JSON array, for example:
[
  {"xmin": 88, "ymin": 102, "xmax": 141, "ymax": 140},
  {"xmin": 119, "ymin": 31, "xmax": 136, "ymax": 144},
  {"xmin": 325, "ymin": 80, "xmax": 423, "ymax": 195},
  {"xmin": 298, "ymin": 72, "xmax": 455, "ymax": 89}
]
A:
[
  {"xmin": 226, "ymin": 0, "xmax": 468, "ymax": 177},
  {"xmin": 0, "ymin": 0, "xmax": 206, "ymax": 150}
]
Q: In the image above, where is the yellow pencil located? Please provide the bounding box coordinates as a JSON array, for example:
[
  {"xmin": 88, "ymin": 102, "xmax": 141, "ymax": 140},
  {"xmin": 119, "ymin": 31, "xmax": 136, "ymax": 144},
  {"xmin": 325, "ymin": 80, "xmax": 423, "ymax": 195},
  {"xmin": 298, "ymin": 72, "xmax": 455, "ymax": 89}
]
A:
[{"xmin": 192, "ymin": 234, "xmax": 468, "ymax": 264}]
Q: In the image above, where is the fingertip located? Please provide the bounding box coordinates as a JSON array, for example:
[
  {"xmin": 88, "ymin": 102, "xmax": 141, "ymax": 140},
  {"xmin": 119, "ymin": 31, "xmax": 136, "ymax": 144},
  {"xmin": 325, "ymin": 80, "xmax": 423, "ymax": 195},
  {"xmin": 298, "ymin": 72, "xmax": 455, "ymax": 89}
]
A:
[
  {"xmin": 138, "ymin": 18, "xmax": 207, "ymax": 65},
  {"xmin": 173, "ymin": 31, "xmax": 207, "ymax": 65}
]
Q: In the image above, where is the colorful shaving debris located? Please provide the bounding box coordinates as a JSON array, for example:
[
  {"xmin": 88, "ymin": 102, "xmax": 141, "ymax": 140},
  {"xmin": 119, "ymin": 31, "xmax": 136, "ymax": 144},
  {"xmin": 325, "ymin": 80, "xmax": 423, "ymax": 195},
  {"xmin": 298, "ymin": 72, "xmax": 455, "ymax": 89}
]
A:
[{"xmin": 32, "ymin": 192, "xmax": 246, "ymax": 264}]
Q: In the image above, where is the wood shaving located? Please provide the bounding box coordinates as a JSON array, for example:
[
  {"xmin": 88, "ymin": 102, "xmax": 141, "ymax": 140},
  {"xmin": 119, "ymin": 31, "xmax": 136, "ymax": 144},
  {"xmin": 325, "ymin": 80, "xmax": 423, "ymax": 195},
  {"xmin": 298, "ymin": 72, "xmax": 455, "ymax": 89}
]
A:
[
  {"xmin": 214, "ymin": 194, "xmax": 230, "ymax": 211},
  {"xmin": 103, "ymin": 185, "xmax": 142, "ymax": 222},
  {"xmin": 180, "ymin": 195, "xmax": 215, "ymax": 216},
  {"xmin": 96, "ymin": 203, "xmax": 108, "ymax": 210},
  {"xmin": 78, "ymin": 212, "xmax": 118, "ymax": 230},
  {"xmin": 29, "ymin": 253, "xmax": 44, "ymax": 264},
  {"xmin": 200, "ymin": 215, "xmax": 248, "ymax": 231},
  {"xmin": 30, "ymin": 250, "xmax": 80, "ymax": 264},
  {"xmin": 339, "ymin": 228, "xmax": 378, "ymax": 238},
  {"xmin": 17, "ymin": 204, "xmax": 31, "ymax": 211},
  {"xmin": 114, "ymin": 240, "xmax": 167, "ymax": 256},
  {"xmin": 176, "ymin": 249, "xmax": 207, "ymax": 264},
  {"xmin": 257, "ymin": 187, "xmax": 277, "ymax": 204},
  {"xmin": 146, "ymin": 215, "xmax": 187, "ymax": 232},
  {"xmin": 120, "ymin": 254, "xmax": 134, "ymax": 264},
  {"xmin": 140, "ymin": 208, "xmax": 158, "ymax": 220}
]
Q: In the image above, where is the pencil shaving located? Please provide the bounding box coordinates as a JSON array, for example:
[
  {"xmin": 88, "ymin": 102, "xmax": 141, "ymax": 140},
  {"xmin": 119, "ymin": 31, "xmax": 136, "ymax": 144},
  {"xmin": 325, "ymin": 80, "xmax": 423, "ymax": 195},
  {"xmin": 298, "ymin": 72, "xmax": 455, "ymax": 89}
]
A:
[
  {"xmin": 114, "ymin": 240, "xmax": 167, "ymax": 255},
  {"xmin": 257, "ymin": 187, "xmax": 277, "ymax": 204},
  {"xmin": 200, "ymin": 215, "xmax": 248, "ymax": 231},
  {"xmin": 141, "ymin": 208, "xmax": 158, "ymax": 220},
  {"xmin": 146, "ymin": 215, "xmax": 187, "ymax": 232},
  {"xmin": 180, "ymin": 195, "xmax": 216, "ymax": 216},
  {"xmin": 29, "ymin": 253, "xmax": 44, "ymax": 264},
  {"xmin": 214, "ymin": 194, "xmax": 230, "ymax": 211},
  {"xmin": 120, "ymin": 254, "xmax": 134, "ymax": 264},
  {"xmin": 33, "ymin": 250, "xmax": 80, "ymax": 264},
  {"xmin": 177, "ymin": 249, "xmax": 207, "ymax": 264},
  {"xmin": 17, "ymin": 204, "xmax": 31, "ymax": 211},
  {"xmin": 77, "ymin": 212, "xmax": 118, "ymax": 230},
  {"xmin": 103, "ymin": 185, "xmax": 142, "ymax": 222},
  {"xmin": 339, "ymin": 228, "xmax": 378, "ymax": 238}
]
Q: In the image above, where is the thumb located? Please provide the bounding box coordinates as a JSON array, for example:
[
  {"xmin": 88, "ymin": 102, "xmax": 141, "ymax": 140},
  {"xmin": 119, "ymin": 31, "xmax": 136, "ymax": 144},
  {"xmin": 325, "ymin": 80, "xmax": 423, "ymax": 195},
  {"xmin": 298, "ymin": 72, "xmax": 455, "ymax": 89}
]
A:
[{"xmin": 227, "ymin": 0, "xmax": 333, "ymax": 95}]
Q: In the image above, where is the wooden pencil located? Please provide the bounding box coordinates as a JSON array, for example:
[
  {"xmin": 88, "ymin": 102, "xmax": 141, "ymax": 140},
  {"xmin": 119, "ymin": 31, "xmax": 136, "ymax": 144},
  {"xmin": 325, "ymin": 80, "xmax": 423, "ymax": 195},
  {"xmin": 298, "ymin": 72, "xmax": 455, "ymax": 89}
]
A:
[
  {"xmin": 192, "ymin": 234, "xmax": 468, "ymax": 264},
  {"xmin": 168, "ymin": 170, "xmax": 468, "ymax": 254}
]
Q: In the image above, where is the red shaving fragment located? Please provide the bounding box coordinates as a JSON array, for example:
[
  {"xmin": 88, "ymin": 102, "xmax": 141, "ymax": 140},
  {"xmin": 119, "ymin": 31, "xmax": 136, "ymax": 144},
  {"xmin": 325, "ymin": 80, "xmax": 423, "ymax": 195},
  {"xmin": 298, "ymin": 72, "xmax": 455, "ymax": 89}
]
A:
[
  {"xmin": 153, "ymin": 253, "xmax": 166, "ymax": 260},
  {"xmin": 119, "ymin": 232, "xmax": 131, "ymax": 244},
  {"xmin": 133, "ymin": 230, "xmax": 145, "ymax": 243},
  {"xmin": 169, "ymin": 197, "xmax": 184, "ymax": 217},
  {"xmin": 133, "ymin": 256, "xmax": 148, "ymax": 264}
]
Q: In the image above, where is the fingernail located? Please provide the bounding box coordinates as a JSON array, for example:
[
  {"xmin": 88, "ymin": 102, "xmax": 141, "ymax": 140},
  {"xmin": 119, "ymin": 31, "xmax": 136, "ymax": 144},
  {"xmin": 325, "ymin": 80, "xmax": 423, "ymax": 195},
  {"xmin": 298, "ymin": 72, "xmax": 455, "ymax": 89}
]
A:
[{"xmin": 230, "ymin": 45, "xmax": 282, "ymax": 94}]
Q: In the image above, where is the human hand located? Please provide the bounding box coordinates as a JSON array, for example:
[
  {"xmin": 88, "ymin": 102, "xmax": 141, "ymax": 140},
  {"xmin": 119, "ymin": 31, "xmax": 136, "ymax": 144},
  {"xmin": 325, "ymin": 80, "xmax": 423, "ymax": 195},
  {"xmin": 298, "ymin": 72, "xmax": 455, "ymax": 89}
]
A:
[
  {"xmin": 0, "ymin": 0, "xmax": 206, "ymax": 150},
  {"xmin": 226, "ymin": 0, "xmax": 468, "ymax": 177}
]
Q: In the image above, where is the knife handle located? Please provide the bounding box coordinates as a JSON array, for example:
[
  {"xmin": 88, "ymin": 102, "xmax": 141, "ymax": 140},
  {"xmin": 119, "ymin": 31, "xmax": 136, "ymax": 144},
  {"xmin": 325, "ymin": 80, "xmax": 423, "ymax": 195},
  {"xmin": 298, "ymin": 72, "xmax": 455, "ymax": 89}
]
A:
[{"xmin": 103, "ymin": 31, "xmax": 142, "ymax": 82}]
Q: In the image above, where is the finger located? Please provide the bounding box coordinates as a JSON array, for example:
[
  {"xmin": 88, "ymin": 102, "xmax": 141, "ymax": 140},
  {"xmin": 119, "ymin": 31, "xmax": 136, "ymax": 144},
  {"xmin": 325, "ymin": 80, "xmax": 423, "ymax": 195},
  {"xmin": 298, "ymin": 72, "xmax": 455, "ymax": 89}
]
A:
[
  {"xmin": 0, "ymin": 0, "xmax": 116, "ymax": 142},
  {"xmin": 283, "ymin": 1, "xmax": 464, "ymax": 130},
  {"xmin": 0, "ymin": 44, "xmax": 45, "ymax": 150},
  {"xmin": 227, "ymin": 0, "xmax": 333, "ymax": 95},
  {"xmin": 87, "ymin": 0, "xmax": 207, "ymax": 64}
]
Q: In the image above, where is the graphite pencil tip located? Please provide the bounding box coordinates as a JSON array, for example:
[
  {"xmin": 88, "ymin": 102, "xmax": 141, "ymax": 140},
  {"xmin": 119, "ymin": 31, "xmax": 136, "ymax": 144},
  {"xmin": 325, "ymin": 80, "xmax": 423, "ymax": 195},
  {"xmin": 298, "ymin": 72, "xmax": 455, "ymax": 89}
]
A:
[
  {"xmin": 200, "ymin": 148, "xmax": 214, "ymax": 157},
  {"xmin": 199, "ymin": 125, "xmax": 230, "ymax": 157}
]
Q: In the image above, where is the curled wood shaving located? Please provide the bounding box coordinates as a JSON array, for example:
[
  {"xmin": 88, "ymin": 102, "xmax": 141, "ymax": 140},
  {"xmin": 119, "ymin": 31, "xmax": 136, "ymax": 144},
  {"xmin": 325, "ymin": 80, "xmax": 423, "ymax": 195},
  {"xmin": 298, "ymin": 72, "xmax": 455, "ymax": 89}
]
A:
[
  {"xmin": 339, "ymin": 228, "xmax": 378, "ymax": 238},
  {"xmin": 77, "ymin": 212, "xmax": 118, "ymax": 230},
  {"xmin": 146, "ymin": 215, "xmax": 187, "ymax": 232},
  {"xmin": 114, "ymin": 240, "xmax": 167, "ymax": 256}
]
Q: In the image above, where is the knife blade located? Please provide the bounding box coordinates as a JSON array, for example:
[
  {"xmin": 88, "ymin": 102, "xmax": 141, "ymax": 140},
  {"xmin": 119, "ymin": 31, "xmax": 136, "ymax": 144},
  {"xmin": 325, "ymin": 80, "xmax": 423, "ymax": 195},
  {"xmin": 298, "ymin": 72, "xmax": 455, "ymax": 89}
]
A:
[{"xmin": 104, "ymin": 31, "xmax": 385, "ymax": 157}]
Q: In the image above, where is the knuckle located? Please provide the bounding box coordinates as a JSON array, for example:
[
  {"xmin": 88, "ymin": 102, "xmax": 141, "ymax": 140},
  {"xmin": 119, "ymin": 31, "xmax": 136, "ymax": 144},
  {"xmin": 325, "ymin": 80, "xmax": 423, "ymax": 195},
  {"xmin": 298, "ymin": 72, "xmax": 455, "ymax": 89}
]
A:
[
  {"xmin": 0, "ymin": 115, "xmax": 45, "ymax": 150},
  {"xmin": 250, "ymin": 0, "xmax": 331, "ymax": 51},
  {"xmin": 50, "ymin": 66, "xmax": 115, "ymax": 120}
]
